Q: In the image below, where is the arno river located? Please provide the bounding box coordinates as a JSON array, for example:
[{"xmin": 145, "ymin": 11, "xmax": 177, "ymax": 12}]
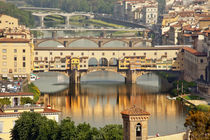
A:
[{"xmin": 33, "ymin": 72, "xmax": 187, "ymax": 136}]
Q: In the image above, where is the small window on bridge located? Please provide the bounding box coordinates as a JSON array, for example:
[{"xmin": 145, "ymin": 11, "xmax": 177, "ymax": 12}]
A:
[
  {"xmin": 92, "ymin": 53, "xmax": 94, "ymax": 55},
  {"xmin": 123, "ymin": 53, "xmax": 125, "ymax": 56},
  {"xmin": 113, "ymin": 52, "xmax": 115, "ymax": 55},
  {"xmin": 165, "ymin": 52, "xmax": 167, "ymax": 55},
  {"xmin": 71, "ymin": 53, "xmax": 74, "ymax": 55},
  {"xmin": 81, "ymin": 53, "xmax": 84, "ymax": 56},
  {"xmin": 50, "ymin": 52, "xmax": 52, "ymax": 55},
  {"xmin": 35, "ymin": 52, "xmax": 38, "ymax": 55},
  {"xmin": 144, "ymin": 53, "xmax": 146, "ymax": 56},
  {"xmin": 154, "ymin": 52, "xmax": 157, "ymax": 55},
  {"xmin": 133, "ymin": 53, "xmax": 136, "ymax": 55},
  {"xmin": 102, "ymin": 53, "xmax": 105, "ymax": 56},
  {"xmin": 60, "ymin": 52, "xmax": 63, "ymax": 56}
]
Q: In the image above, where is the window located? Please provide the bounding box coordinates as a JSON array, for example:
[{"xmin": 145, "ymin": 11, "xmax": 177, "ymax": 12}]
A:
[
  {"xmin": 71, "ymin": 52, "xmax": 74, "ymax": 55},
  {"xmin": 44, "ymin": 57, "xmax": 48, "ymax": 61},
  {"xmin": 60, "ymin": 52, "xmax": 63, "ymax": 56},
  {"xmin": 133, "ymin": 53, "xmax": 136, "ymax": 55},
  {"xmin": 14, "ymin": 110, "xmax": 18, "ymax": 112},
  {"xmin": 2, "ymin": 62, "xmax": 7, "ymax": 66},
  {"xmin": 200, "ymin": 59, "xmax": 203, "ymax": 63},
  {"xmin": 35, "ymin": 57, "xmax": 38, "ymax": 61},
  {"xmin": 80, "ymin": 65, "xmax": 82, "ymax": 67},
  {"xmin": 23, "ymin": 57, "xmax": 25, "ymax": 61},
  {"xmin": 154, "ymin": 52, "xmax": 157, "ymax": 55},
  {"xmin": 113, "ymin": 52, "xmax": 115, "ymax": 55},
  {"xmin": 123, "ymin": 53, "xmax": 125, "ymax": 56},
  {"xmin": 14, "ymin": 49, "xmax": 17, "ymax": 53},
  {"xmin": 0, "ymin": 121, "xmax": 3, "ymax": 133},
  {"xmin": 84, "ymin": 65, "xmax": 86, "ymax": 67},
  {"xmin": 18, "ymin": 68, "xmax": 21, "ymax": 72},
  {"xmin": 14, "ymin": 56, "xmax": 17, "ymax": 61},
  {"xmin": 35, "ymin": 52, "xmax": 38, "ymax": 55},
  {"xmin": 165, "ymin": 52, "xmax": 167, "ymax": 55},
  {"xmin": 23, "ymin": 62, "xmax": 26, "ymax": 67},
  {"xmin": 144, "ymin": 53, "xmax": 146, "ymax": 56},
  {"xmin": 81, "ymin": 52, "xmax": 84, "ymax": 56},
  {"xmin": 2, "ymin": 49, "xmax": 6, "ymax": 53},
  {"xmin": 30, "ymin": 109, "xmax": 34, "ymax": 112},
  {"xmin": 92, "ymin": 53, "xmax": 94, "ymax": 55},
  {"xmin": 102, "ymin": 52, "xmax": 105, "ymax": 56},
  {"xmin": 50, "ymin": 52, "xmax": 52, "ymax": 55},
  {"xmin": 14, "ymin": 62, "xmax": 17, "ymax": 67},
  {"xmin": 2, "ymin": 55, "xmax": 6, "ymax": 60},
  {"xmin": 23, "ymin": 49, "xmax": 25, "ymax": 53}
]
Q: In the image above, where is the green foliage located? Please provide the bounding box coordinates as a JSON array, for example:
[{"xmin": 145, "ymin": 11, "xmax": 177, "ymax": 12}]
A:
[
  {"xmin": 0, "ymin": 1, "xmax": 34, "ymax": 27},
  {"xmin": 11, "ymin": 112, "xmax": 123, "ymax": 140},
  {"xmin": 20, "ymin": 97, "xmax": 34, "ymax": 105},
  {"xmin": 28, "ymin": 83, "xmax": 41, "ymax": 103},
  {"xmin": 183, "ymin": 95, "xmax": 205, "ymax": 100},
  {"xmin": 21, "ymin": 0, "xmax": 117, "ymax": 14},
  {"xmin": 0, "ymin": 98, "xmax": 11, "ymax": 107},
  {"xmin": 184, "ymin": 111, "xmax": 210, "ymax": 140},
  {"xmin": 11, "ymin": 112, "xmax": 59, "ymax": 140},
  {"xmin": 196, "ymin": 105, "xmax": 210, "ymax": 112},
  {"xmin": 100, "ymin": 124, "xmax": 123, "ymax": 140}
]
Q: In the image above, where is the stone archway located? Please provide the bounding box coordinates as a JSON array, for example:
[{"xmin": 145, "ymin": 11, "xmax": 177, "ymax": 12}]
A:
[
  {"xmin": 38, "ymin": 40, "xmax": 64, "ymax": 47},
  {"xmin": 99, "ymin": 58, "xmax": 108, "ymax": 66},
  {"xmin": 68, "ymin": 39, "xmax": 98, "ymax": 48},
  {"xmin": 109, "ymin": 58, "xmax": 118, "ymax": 66},
  {"xmin": 103, "ymin": 40, "xmax": 128, "ymax": 48},
  {"xmin": 88, "ymin": 57, "xmax": 98, "ymax": 67}
]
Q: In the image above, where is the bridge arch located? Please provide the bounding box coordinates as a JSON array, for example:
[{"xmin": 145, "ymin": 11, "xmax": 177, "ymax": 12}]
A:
[
  {"xmin": 67, "ymin": 38, "xmax": 98, "ymax": 48},
  {"xmin": 88, "ymin": 57, "xmax": 98, "ymax": 67},
  {"xmin": 103, "ymin": 40, "xmax": 128, "ymax": 48},
  {"xmin": 37, "ymin": 40, "xmax": 64, "ymax": 47},
  {"xmin": 109, "ymin": 58, "xmax": 118, "ymax": 66},
  {"xmin": 99, "ymin": 58, "xmax": 108, "ymax": 66},
  {"xmin": 133, "ymin": 41, "xmax": 145, "ymax": 47},
  {"xmin": 80, "ymin": 71, "xmax": 126, "ymax": 82}
]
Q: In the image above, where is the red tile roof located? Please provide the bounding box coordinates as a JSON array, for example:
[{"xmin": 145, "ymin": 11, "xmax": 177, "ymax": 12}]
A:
[
  {"xmin": 199, "ymin": 17, "xmax": 210, "ymax": 21},
  {"xmin": 183, "ymin": 47, "xmax": 207, "ymax": 56},
  {"xmin": 0, "ymin": 92, "xmax": 33, "ymax": 96},
  {"xmin": 121, "ymin": 105, "xmax": 150, "ymax": 116}
]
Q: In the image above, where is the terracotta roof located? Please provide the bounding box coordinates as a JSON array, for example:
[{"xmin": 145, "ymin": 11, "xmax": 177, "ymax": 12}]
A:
[
  {"xmin": 0, "ymin": 92, "xmax": 33, "ymax": 96},
  {"xmin": 0, "ymin": 107, "xmax": 61, "ymax": 116},
  {"xmin": 0, "ymin": 38, "xmax": 30, "ymax": 43},
  {"xmin": 5, "ymin": 33, "xmax": 26, "ymax": 35},
  {"xmin": 121, "ymin": 105, "xmax": 150, "ymax": 116},
  {"xmin": 199, "ymin": 17, "xmax": 210, "ymax": 21},
  {"xmin": 183, "ymin": 47, "xmax": 207, "ymax": 56}
]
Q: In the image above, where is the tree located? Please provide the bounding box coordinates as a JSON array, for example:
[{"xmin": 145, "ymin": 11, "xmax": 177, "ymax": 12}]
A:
[
  {"xmin": 59, "ymin": 117, "xmax": 77, "ymax": 140},
  {"xmin": 20, "ymin": 97, "xmax": 34, "ymax": 105},
  {"xmin": 100, "ymin": 124, "xmax": 123, "ymax": 140},
  {"xmin": 11, "ymin": 112, "xmax": 59, "ymax": 140},
  {"xmin": 0, "ymin": 98, "xmax": 11, "ymax": 107},
  {"xmin": 184, "ymin": 111, "xmax": 210, "ymax": 140}
]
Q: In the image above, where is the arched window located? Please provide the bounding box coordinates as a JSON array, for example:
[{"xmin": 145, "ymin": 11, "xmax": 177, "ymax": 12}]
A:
[{"xmin": 136, "ymin": 123, "xmax": 141, "ymax": 137}]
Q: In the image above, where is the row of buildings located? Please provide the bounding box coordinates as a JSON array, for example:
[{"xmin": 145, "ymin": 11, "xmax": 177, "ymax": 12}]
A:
[{"xmin": 113, "ymin": 0, "xmax": 158, "ymax": 25}]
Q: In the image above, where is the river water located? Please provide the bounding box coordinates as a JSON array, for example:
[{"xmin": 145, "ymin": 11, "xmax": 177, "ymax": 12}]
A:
[{"xmin": 33, "ymin": 72, "xmax": 187, "ymax": 136}]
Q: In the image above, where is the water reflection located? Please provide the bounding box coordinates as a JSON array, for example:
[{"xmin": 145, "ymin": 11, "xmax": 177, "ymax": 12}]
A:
[{"xmin": 38, "ymin": 78, "xmax": 186, "ymax": 136}]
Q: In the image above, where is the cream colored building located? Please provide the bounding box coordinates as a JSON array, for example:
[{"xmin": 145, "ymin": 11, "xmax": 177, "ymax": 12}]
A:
[
  {"xmin": 0, "ymin": 106, "xmax": 61, "ymax": 140},
  {"xmin": 0, "ymin": 38, "xmax": 33, "ymax": 80},
  {"xmin": 183, "ymin": 47, "xmax": 208, "ymax": 81},
  {"xmin": 0, "ymin": 15, "xmax": 18, "ymax": 30}
]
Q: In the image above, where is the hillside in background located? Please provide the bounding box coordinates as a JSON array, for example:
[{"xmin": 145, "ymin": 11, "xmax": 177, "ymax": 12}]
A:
[{"xmin": 0, "ymin": 1, "xmax": 34, "ymax": 27}]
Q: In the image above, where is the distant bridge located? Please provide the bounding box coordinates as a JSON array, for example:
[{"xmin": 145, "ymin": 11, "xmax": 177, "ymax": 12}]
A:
[
  {"xmin": 18, "ymin": 7, "xmax": 61, "ymax": 11},
  {"xmin": 30, "ymin": 28, "xmax": 147, "ymax": 32},
  {"xmin": 32, "ymin": 12, "xmax": 94, "ymax": 27}
]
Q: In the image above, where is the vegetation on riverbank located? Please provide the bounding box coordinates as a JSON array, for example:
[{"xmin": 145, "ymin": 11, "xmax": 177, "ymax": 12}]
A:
[
  {"xmin": 27, "ymin": 83, "xmax": 41, "ymax": 103},
  {"xmin": 0, "ymin": 98, "xmax": 11, "ymax": 107},
  {"xmin": 183, "ymin": 95, "xmax": 205, "ymax": 100},
  {"xmin": 11, "ymin": 112, "xmax": 123, "ymax": 140},
  {"xmin": 0, "ymin": 1, "xmax": 34, "ymax": 27}
]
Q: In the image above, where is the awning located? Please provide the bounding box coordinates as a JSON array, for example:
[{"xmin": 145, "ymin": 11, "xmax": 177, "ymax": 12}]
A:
[
  {"xmin": 13, "ymin": 75, "xmax": 18, "ymax": 77},
  {"xmin": 18, "ymin": 75, "xmax": 22, "ymax": 77},
  {"xmin": 22, "ymin": 75, "xmax": 27, "ymax": 77},
  {"xmin": 2, "ymin": 74, "xmax": 7, "ymax": 77}
]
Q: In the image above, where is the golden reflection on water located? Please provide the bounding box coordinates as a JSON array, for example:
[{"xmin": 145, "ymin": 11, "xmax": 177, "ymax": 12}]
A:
[{"xmin": 40, "ymin": 83, "xmax": 186, "ymax": 136}]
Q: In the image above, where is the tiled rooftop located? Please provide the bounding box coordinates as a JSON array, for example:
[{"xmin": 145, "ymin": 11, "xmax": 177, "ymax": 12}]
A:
[{"xmin": 121, "ymin": 105, "xmax": 150, "ymax": 116}]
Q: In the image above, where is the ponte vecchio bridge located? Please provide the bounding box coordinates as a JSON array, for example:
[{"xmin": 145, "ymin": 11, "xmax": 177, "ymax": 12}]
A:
[{"xmin": 34, "ymin": 37, "xmax": 183, "ymax": 83}]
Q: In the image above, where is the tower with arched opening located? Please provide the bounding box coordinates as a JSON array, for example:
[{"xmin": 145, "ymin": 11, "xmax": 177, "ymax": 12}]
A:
[{"xmin": 121, "ymin": 105, "xmax": 150, "ymax": 140}]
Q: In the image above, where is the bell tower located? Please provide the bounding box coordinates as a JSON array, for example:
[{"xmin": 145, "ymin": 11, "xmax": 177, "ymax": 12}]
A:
[{"xmin": 121, "ymin": 105, "xmax": 150, "ymax": 140}]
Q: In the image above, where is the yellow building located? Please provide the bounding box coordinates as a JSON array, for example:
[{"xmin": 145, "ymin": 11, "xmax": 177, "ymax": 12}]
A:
[
  {"xmin": 0, "ymin": 106, "xmax": 61, "ymax": 140},
  {"xmin": 71, "ymin": 57, "xmax": 80, "ymax": 70},
  {"xmin": 162, "ymin": 14, "xmax": 179, "ymax": 27},
  {"xmin": 0, "ymin": 15, "xmax": 18, "ymax": 30},
  {"xmin": 0, "ymin": 38, "xmax": 33, "ymax": 80},
  {"xmin": 0, "ymin": 92, "xmax": 34, "ymax": 106}
]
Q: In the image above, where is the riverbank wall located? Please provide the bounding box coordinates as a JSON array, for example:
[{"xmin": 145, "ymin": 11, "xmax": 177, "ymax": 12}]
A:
[{"xmin": 148, "ymin": 132, "xmax": 189, "ymax": 140}]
